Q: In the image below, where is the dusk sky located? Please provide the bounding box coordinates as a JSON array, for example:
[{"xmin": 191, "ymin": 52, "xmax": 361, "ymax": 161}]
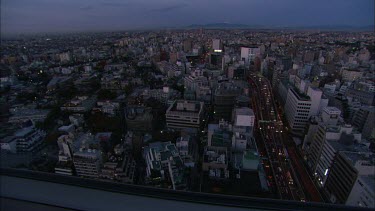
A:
[{"xmin": 1, "ymin": 0, "xmax": 374, "ymax": 34}]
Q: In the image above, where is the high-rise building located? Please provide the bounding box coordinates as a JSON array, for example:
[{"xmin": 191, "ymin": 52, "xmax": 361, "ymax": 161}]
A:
[
  {"xmin": 351, "ymin": 106, "xmax": 375, "ymax": 139},
  {"xmin": 307, "ymin": 123, "xmax": 362, "ymax": 185},
  {"xmin": 240, "ymin": 47, "xmax": 260, "ymax": 64},
  {"xmin": 303, "ymin": 107, "xmax": 341, "ymax": 151},
  {"xmin": 284, "ymin": 86, "xmax": 322, "ymax": 136},
  {"xmin": 214, "ymin": 82, "xmax": 243, "ymax": 121},
  {"xmin": 284, "ymin": 88, "xmax": 312, "ymax": 135},
  {"xmin": 324, "ymin": 151, "xmax": 375, "ymax": 205},
  {"xmin": 183, "ymin": 39, "xmax": 192, "ymax": 53},
  {"xmin": 209, "ymin": 53, "xmax": 223, "ymax": 67},
  {"xmin": 212, "ymin": 39, "xmax": 222, "ymax": 52},
  {"xmin": 232, "ymin": 107, "xmax": 255, "ymax": 136},
  {"xmin": 346, "ymin": 175, "xmax": 375, "ymax": 208}
]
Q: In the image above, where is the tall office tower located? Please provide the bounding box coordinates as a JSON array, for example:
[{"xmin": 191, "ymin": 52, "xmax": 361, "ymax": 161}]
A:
[
  {"xmin": 284, "ymin": 86, "xmax": 322, "ymax": 136},
  {"xmin": 282, "ymin": 56, "xmax": 292, "ymax": 71},
  {"xmin": 212, "ymin": 39, "xmax": 222, "ymax": 52},
  {"xmin": 183, "ymin": 39, "xmax": 192, "ymax": 53},
  {"xmin": 240, "ymin": 46, "xmax": 260, "ymax": 64},
  {"xmin": 209, "ymin": 53, "xmax": 223, "ymax": 67},
  {"xmin": 307, "ymin": 87, "xmax": 323, "ymax": 116},
  {"xmin": 307, "ymin": 123, "xmax": 360, "ymax": 186},
  {"xmin": 351, "ymin": 106, "xmax": 375, "ymax": 139},
  {"xmin": 324, "ymin": 151, "xmax": 375, "ymax": 206},
  {"xmin": 284, "ymin": 88, "xmax": 312, "ymax": 136},
  {"xmin": 303, "ymin": 107, "xmax": 341, "ymax": 151},
  {"xmin": 214, "ymin": 82, "xmax": 242, "ymax": 121},
  {"xmin": 346, "ymin": 175, "xmax": 375, "ymax": 208}
]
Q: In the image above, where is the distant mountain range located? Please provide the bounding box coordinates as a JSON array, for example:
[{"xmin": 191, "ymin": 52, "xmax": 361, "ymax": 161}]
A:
[
  {"xmin": 186, "ymin": 23, "xmax": 262, "ymax": 29},
  {"xmin": 185, "ymin": 23, "xmax": 374, "ymax": 31}
]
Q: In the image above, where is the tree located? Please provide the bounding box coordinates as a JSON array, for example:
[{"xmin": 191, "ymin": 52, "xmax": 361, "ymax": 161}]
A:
[
  {"xmin": 124, "ymin": 84, "xmax": 134, "ymax": 96},
  {"xmin": 97, "ymin": 89, "xmax": 117, "ymax": 100}
]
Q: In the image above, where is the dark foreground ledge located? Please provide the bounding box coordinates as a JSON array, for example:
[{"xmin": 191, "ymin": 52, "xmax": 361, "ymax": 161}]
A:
[{"xmin": 0, "ymin": 168, "xmax": 370, "ymax": 211}]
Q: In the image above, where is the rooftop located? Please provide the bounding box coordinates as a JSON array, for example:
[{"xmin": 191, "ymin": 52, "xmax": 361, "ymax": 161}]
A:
[
  {"xmin": 360, "ymin": 175, "xmax": 375, "ymax": 191},
  {"xmin": 14, "ymin": 127, "xmax": 34, "ymax": 137},
  {"xmin": 0, "ymin": 136, "xmax": 16, "ymax": 144},
  {"xmin": 341, "ymin": 151, "xmax": 375, "ymax": 167},
  {"xmin": 290, "ymin": 87, "xmax": 310, "ymax": 101},
  {"xmin": 323, "ymin": 107, "xmax": 341, "ymax": 114},
  {"xmin": 234, "ymin": 107, "xmax": 254, "ymax": 116},
  {"xmin": 167, "ymin": 100, "xmax": 204, "ymax": 114}
]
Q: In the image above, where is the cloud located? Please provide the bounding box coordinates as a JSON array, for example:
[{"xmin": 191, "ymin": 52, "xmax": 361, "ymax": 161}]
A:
[{"xmin": 150, "ymin": 3, "xmax": 188, "ymax": 12}]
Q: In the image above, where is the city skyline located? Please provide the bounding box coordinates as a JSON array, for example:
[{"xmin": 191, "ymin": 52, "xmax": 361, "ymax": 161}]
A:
[{"xmin": 1, "ymin": 0, "xmax": 374, "ymax": 35}]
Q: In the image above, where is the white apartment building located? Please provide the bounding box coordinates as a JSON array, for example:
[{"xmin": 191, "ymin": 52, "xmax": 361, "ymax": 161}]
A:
[
  {"xmin": 284, "ymin": 88, "xmax": 312, "ymax": 135},
  {"xmin": 184, "ymin": 69, "xmax": 208, "ymax": 92},
  {"xmin": 232, "ymin": 107, "xmax": 255, "ymax": 136},
  {"xmin": 73, "ymin": 149, "xmax": 102, "ymax": 178},
  {"xmin": 240, "ymin": 47, "xmax": 260, "ymax": 64},
  {"xmin": 303, "ymin": 107, "xmax": 341, "ymax": 151},
  {"xmin": 284, "ymin": 86, "xmax": 322, "ymax": 136}
]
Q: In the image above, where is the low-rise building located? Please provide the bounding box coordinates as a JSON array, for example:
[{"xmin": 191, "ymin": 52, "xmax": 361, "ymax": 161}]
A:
[
  {"xmin": 61, "ymin": 96, "xmax": 97, "ymax": 113},
  {"xmin": 166, "ymin": 100, "xmax": 204, "ymax": 131},
  {"xmin": 73, "ymin": 148, "xmax": 102, "ymax": 178},
  {"xmin": 143, "ymin": 141, "xmax": 186, "ymax": 190},
  {"xmin": 94, "ymin": 101, "xmax": 120, "ymax": 116},
  {"xmin": 14, "ymin": 126, "xmax": 46, "ymax": 153},
  {"xmin": 99, "ymin": 152, "xmax": 136, "ymax": 184},
  {"xmin": 202, "ymin": 146, "xmax": 229, "ymax": 179},
  {"xmin": 0, "ymin": 136, "xmax": 17, "ymax": 153},
  {"xmin": 8, "ymin": 106, "xmax": 50, "ymax": 124},
  {"xmin": 176, "ymin": 135, "xmax": 195, "ymax": 167},
  {"xmin": 143, "ymin": 87, "xmax": 180, "ymax": 105}
]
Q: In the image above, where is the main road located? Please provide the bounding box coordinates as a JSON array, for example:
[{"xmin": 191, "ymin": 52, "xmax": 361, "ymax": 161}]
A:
[{"xmin": 248, "ymin": 72, "xmax": 308, "ymax": 202}]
